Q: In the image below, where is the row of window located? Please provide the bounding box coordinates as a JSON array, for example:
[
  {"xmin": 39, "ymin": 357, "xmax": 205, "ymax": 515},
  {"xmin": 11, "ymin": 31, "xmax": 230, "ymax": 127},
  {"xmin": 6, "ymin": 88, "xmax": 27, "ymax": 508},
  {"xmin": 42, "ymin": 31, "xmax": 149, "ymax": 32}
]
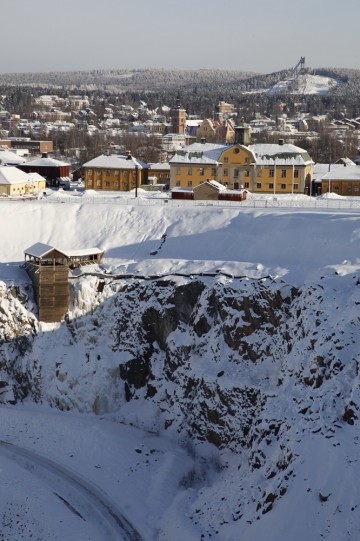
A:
[
  {"xmin": 255, "ymin": 183, "xmax": 299, "ymax": 190},
  {"xmin": 176, "ymin": 167, "xmax": 299, "ymax": 178},
  {"xmin": 174, "ymin": 181, "xmax": 300, "ymax": 190},
  {"xmin": 86, "ymin": 168, "xmax": 136, "ymax": 179},
  {"xmin": 87, "ymin": 179, "xmax": 136, "ymax": 189}
]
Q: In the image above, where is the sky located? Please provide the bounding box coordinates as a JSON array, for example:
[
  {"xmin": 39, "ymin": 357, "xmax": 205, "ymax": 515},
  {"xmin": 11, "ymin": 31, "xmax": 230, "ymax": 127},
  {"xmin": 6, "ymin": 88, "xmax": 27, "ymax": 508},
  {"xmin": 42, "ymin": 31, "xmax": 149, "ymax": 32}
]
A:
[
  {"xmin": 0, "ymin": 193, "xmax": 360, "ymax": 539},
  {"xmin": 2, "ymin": 0, "xmax": 360, "ymax": 74}
]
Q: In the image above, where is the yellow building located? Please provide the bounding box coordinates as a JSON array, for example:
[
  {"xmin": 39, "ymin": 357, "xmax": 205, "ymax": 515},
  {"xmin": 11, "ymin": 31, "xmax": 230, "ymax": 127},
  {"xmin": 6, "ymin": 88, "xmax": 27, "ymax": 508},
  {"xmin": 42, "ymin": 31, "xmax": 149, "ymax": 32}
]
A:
[
  {"xmin": 83, "ymin": 152, "xmax": 147, "ymax": 191},
  {"xmin": 0, "ymin": 167, "xmax": 46, "ymax": 196},
  {"xmin": 320, "ymin": 164, "xmax": 360, "ymax": 196},
  {"xmin": 248, "ymin": 141, "xmax": 314, "ymax": 194},
  {"xmin": 169, "ymin": 140, "xmax": 255, "ymax": 190},
  {"xmin": 170, "ymin": 135, "xmax": 314, "ymax": 194}
]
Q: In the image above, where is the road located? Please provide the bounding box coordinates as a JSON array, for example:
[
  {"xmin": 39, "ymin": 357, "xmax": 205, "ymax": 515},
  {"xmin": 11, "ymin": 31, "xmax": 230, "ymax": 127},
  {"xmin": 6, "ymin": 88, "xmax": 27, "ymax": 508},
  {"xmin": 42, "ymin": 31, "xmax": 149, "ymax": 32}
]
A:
[{"xmin": 0, "ymin": 440, "xmax": 143, "ymax": 541}]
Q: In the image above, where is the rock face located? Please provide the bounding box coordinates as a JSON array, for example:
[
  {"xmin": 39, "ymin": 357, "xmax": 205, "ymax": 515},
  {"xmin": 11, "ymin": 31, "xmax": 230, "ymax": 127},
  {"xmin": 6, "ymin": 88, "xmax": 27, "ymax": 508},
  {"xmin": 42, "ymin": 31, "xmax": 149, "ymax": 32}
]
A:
[{"xmin": 1, "ymin": 272, "xmax": 360, "ymax": 537}]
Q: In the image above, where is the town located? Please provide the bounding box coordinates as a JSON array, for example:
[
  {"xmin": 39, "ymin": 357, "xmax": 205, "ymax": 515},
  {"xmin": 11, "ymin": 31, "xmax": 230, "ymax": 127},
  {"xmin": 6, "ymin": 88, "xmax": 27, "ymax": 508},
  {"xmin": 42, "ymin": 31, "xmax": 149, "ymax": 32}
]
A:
[{"xmin": 1, "ymin": 62, "xmax": 360, "ymax": 201}]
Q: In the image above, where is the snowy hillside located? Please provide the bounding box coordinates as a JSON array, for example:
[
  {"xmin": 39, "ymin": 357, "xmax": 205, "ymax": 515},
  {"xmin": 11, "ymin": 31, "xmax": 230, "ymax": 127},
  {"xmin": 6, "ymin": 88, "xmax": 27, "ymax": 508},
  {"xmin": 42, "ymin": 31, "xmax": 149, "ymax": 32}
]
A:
[
  {"xmin": 0, "ymin": 192, "xmax": 360, "ymax": 540},
  {"xmin": 268, "ymin": 73, "xmax": 339, "ymax": 95}
]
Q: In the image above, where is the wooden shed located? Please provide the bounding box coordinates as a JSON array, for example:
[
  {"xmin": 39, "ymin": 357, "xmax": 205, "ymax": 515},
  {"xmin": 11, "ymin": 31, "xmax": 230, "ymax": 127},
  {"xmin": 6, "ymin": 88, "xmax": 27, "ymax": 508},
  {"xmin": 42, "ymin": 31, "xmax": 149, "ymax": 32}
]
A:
[
  {"xmin": 193, "ymin": 180, "xmax": 226, "ymax": 201},
  {"xmin": 24, "ymin": 243, "xmax": 104, "ymax": 322}
]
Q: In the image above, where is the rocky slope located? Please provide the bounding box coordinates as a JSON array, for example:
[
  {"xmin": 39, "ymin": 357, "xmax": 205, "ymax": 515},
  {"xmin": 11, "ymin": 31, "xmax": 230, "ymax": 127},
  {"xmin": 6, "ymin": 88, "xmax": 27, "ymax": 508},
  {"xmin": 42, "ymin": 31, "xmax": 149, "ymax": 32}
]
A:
[{"xmin": 0, "ymin": 268, "xmax": 359, "ymax": 539}]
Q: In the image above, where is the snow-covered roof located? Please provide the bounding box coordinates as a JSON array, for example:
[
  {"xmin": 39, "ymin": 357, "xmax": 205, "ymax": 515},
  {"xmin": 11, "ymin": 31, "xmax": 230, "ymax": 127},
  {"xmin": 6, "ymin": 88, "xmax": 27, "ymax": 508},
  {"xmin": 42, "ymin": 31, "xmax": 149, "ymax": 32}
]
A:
[
  {"xmin": 0, "ymin": 147, "xmax": 26, "ymax": 165},
  {"xmin": 148, "ymin": 162, "xmax": 170, "ymax": 170},
  {"xmin": 24, "ymin": 156, "xmax": 70, "ymax": 167},
  {"xmin": 24, "ymin": 243, "xmax": 63, "ymax": 258},
  {"xmin": 83, "ymin": 154, "xmax": 147, "ymax": 169},
  {"xmin": 24, "ymin": 243, "xmax": 103, "ymax": 259},
  {"xmin": 194, "ymin": 180, "xmax": 227, "ymax": 192},
  {"xmin": 321, "ymin": 164, "xmax": 360, "ymax": 181},
  {"xmin": 0, "ymin": 166, "xmax": 33, "ymax": 185},
  {"xmin": 63, "ymin": 247, "xmax": 104, "ymax": 257},
  {"xmin": 28, "ymin": 172, "xmax": 46, "ymax": 182},
  {"xmin": 170, "ymin": 142, "xmax": 230, "ymax": 165},
  {"xmin": 249, "ymin": 143, "xmax": 313, "ymax": 166}
]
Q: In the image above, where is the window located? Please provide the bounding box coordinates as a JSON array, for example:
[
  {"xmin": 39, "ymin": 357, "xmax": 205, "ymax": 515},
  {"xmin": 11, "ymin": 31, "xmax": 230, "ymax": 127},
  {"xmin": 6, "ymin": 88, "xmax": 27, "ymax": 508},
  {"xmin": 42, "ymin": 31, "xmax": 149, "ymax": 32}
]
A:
[
  {"xmin": 188, "ymin": 167, "xmax": 192, "ymax": 175},
  {"xmin": 234, "ymin": 168, "xmax": 239, "ymax": 178},
  {"xmin": 105, "ymin": 181, "xmax": 110, "ymax": 187},
  {"xmin": 88, "ymin": 168, "xmax": 93, "ymax": 175},
  {"xmin": 244, "ymin": 182, "xmax": 250, "ymax": 189},
  {"xmin": 234, "ymin": 147, "xmax": 240, "ymax": 154},
  {"xmin": 106, "ymin": 169, "xmax": 110, "ymax": 176},
  {"xmin": 281, "ymin": 169, "xmax": 286, "ymax": 178},
  {"xmin": 223, "ymin": 168, "xmax": 228, "ymax": 176},
  {"xmin": 244, "ymin": 170, "xmax": 250, "ymax": 177},
  {"xmin": 281, "ymin": 183, "xmax": 286, "ymax": 190},
  {"xmin": 354, "ymin": 186, "xmax": 360, "ymax": 192},
  {"xmin": 175, "ymin": 180, "xmax": 180, "ymax": 186},
  {"xmin": 293, "ymin": 183, "xmax": 299, "ymax": 190},
  {"xmin": 88, "ymin": 179, "xmax": 93, "ymax": 186},
  {"xmin": 224, "ymin": 157, "xmax": 229, "ymax": 163},
  {"xmin": 114, "ymin": 169, "xmax": 119, "ymax": 176},
  {"xmin": 245, "ymin": 157, "xmax": 249, "ymax": 163},
  {"xmin": 199, "ymin": 168, "xmax": 205, "ymax": 176},
  {"xmin": 257, "ymin": 168, "xmax": 262, "ymax": 177},
  {"xmin": 114, "ymin": 180, "xmax": 119, "ymax": 188},
  {"xmin": 269, "ymin": 183, "xmax": 274, "ymax": 190},
  {"xmin": 269, "ymin": 169, "xmax": 274, "ymax": 178},
  {"xmin": 97, "ymin": 169, "xmax": 102, "ymax": 176},
  {"xmin": 256, "ymin": 182, "xmax": 262, "ymax": 189},
  {"xmin": 96, "ymin": 180, "xmax": 101, "ymax": 188},
  {"xmin": 123, "ymin": 171, "xmax": 128, "ymax": 180},
  {"xmin": 176, "ymin": 167, "xmax": 180, "ymax": 175},
  {"xmin": 211, "ymin": 167, "xmax": 216, "ymax": 176},
  {"xmin": 188, "ymin": 181, "xmax": 192, "ymax": 187},
  {"xmin": 294, "ymin": 169, "xmax": 299, "ymax": 178}
]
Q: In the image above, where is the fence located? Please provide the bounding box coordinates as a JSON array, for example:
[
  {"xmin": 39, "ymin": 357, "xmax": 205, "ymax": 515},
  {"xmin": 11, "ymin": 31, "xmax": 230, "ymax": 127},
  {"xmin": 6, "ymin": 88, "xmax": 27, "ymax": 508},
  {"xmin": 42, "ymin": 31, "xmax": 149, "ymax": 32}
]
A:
[{"xmin": 2, "ymin": 194, "xmax": 360, "ymax": 210}]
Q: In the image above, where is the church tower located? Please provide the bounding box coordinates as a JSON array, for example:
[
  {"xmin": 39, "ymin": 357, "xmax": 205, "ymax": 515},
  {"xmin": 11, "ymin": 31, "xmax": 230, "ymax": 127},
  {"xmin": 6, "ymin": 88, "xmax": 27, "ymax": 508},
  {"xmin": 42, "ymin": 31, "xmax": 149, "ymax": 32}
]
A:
[{"xmin": 171, "ymin": 93, "xmax": 187, "ymax": 134}]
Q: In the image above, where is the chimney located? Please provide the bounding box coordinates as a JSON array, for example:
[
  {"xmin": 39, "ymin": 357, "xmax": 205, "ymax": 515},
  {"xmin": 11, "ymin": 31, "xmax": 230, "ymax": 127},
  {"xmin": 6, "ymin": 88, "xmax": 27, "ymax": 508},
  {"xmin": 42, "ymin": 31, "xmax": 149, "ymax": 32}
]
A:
[
  {"xmin": 278, "ymin": 139, "xmax": 284, "ymax": 146},
  {"xmin": 126, "ymin": 150, "xmax": 132, "ymax": 160},
  {"xmin": 200, "ymin": 137, "xmax": 206, "ymax": 144},
  {"xmin": 42, "ymin": 152, "xmax": 48, "ymax": 158}
]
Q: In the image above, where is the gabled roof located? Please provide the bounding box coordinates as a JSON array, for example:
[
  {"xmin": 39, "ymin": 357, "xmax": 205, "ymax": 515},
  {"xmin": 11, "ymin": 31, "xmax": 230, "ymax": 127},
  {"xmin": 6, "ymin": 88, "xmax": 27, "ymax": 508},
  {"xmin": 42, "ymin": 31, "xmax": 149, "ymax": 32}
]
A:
[
  {"xmin": 193, "ymin": 180, "xmax": 227, "ymax": 192},
  {"xmin": 83, "ymin": 154, "xmax": 147, "ymax": 169},
  {"xmin": 24, "ymin": 243, "xmax": 67, "ymax": 258}
]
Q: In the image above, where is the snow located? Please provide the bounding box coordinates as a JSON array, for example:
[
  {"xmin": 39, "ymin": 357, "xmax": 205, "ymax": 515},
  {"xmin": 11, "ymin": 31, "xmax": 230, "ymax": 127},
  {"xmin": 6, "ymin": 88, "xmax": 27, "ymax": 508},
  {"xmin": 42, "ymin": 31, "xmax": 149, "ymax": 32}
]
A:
[
  {"xmin": 0, "ymin": 189, "xmax": 360, "ymax": 540},
  {"xmin": 268, "ymin": 74, "xmax": 339, "ymax": 95}
]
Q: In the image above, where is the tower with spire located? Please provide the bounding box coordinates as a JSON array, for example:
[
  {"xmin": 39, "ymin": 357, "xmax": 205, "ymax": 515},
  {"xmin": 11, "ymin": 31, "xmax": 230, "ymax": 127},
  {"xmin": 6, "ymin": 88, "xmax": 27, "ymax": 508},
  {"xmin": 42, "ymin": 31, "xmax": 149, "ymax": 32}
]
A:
[{"xmin": 171, "ymin": 92, "xmax": 187, "ymax": 135}]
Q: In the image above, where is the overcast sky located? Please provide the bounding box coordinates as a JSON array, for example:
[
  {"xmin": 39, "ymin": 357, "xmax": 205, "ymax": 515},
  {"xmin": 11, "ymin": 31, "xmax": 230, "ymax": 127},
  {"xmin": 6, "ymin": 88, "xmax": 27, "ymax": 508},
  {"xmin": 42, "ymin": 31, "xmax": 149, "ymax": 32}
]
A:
[{"xmin": 3, "ymin": 0, "xmax": 359, "ymax": 74}]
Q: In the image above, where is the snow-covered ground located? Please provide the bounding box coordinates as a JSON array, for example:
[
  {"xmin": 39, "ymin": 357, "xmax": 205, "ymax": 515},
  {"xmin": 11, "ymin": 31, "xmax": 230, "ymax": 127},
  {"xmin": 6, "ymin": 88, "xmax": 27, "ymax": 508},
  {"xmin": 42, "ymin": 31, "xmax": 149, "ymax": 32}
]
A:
[{"xmin": 0, "ymin": 189, "xmax": 360, "ymax": 540}]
